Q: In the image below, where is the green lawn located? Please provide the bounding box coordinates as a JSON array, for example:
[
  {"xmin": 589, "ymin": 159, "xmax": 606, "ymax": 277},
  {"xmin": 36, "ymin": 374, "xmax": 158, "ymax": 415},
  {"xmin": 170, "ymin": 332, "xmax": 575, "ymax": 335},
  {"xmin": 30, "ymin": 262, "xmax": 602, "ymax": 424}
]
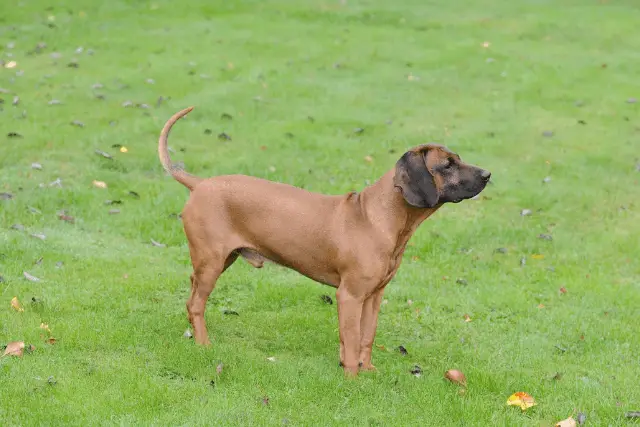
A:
[{"xmin": 1, "ymin": 0, "xmax": 639, "ymax": 425}]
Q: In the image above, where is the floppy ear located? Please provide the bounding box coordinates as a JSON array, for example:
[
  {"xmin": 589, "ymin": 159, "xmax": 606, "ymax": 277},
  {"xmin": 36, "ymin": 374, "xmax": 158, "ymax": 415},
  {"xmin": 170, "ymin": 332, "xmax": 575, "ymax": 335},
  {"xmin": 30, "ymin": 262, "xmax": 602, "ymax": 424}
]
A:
[{"xmin": 393, "ymin": 150, "xmax": 439, "ymax": 208}]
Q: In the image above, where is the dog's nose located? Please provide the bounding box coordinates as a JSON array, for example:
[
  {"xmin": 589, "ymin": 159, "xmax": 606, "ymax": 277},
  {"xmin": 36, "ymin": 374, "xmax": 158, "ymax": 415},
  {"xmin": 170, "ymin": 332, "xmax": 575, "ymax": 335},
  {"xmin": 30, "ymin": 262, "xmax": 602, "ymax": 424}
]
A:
[{"xmin": 480, "ymin": 170, "xmax": 491, "ymax": 181}]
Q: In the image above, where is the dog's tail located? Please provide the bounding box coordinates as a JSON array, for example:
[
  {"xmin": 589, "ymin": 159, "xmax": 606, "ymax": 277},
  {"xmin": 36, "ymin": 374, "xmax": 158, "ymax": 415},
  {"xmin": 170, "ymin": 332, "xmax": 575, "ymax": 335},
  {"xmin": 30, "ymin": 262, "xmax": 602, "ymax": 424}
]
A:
[{"xmin": 158, "ymin": 106, "xmax": 203, "ymax": 191}]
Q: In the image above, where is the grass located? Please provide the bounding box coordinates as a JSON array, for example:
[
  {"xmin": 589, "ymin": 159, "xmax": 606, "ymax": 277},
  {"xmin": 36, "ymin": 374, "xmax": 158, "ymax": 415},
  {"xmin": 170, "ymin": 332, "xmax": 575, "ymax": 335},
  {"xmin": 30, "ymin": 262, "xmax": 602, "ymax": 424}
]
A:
[{"xmin": 1, "ymin": 0, "xmax": 639, "ymax": 425}]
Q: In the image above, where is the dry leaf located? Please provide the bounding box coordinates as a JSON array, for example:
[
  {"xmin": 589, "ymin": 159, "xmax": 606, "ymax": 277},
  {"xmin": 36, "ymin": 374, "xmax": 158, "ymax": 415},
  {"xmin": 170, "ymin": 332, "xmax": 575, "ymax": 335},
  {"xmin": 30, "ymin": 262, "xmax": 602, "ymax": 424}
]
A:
[
  {"xmin": 5, "ymin": 61, "xmax": 17, "ymax": 69},
  {"xmin": 23, "ymin": 271, "xmax": 41, "ymax": 282},
  {"xmin": 537, "ymin": 304, "xmax": 545, "ymax": 309},
  {"xmin": 531, "ymin": 254, "xmax": 545, "ymax": 260},
  {"xmin": 11, "ymin": 297, "xmax": 24, "ymax": 312},
  {"xmin": 463, "ymin": 314, "xmax": 472, "ymax": 322},
  {"xmin": 266, "ymin": 356, "xmax": 276, "ymax": 362},
  {"xmin": 92, "ymin": 180, "xmax": 107, "ymax": 189},
  {"xmin": 3, "ymin": 341, "xmax": 26, "ymax": 357},
  {"xmin": 482, "ymin": 41, "xmax": 490, "ymax": 48},
  {"xmin": 40, "ymin": 323, "xmax": 51, "ymax": 333},
  {"xmin": 444, "ymin": 369, "xmax": 467, "ymax": 386},
  {"xmin": 150, "ymin": 239, "xmax": 166, "ymax": 248},
  {"xmin": 364, "ymin": 155, "xmax": 373, "ymax": 163},
  {"xmin": 120, "ymin": 146, "xmax": 128, "ymax": 153},
  {"xmin": 506, "ymin": 392, "xmax": 536, "ymax": 411},
  {"xmin": 47, "ymin": 337, "xmax": 57, "ymax": 344},
  {"xmin": 559, "ymin": 287, "xmax": 567, "ymax": 294},
  {"xmin": 555, "ymin": 416, "xmax": 577, "ymax": 427}
]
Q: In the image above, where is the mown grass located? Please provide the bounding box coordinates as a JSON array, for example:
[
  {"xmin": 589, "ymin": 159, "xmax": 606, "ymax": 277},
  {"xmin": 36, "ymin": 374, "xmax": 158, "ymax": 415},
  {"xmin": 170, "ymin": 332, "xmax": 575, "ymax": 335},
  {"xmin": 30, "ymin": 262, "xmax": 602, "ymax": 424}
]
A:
[{"xmin": 1, "ymin": 0, "xmax": 639, "ymax": 425}]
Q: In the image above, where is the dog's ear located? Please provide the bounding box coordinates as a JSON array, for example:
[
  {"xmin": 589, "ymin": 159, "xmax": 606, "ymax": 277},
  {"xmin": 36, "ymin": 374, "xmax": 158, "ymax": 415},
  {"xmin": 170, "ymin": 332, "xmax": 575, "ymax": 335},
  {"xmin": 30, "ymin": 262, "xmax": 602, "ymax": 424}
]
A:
[{"xmin": 394, "ymin": 150, "xmax": 439, "ymax": 208}]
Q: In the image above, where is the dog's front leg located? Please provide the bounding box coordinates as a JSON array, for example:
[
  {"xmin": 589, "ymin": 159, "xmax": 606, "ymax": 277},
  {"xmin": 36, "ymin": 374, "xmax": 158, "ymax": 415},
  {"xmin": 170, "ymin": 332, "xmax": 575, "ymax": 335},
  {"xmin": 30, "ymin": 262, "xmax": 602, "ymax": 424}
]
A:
[
  {"xmin": 359, "ymin": 288, "xmax": 385, "ymax": 371},
  {"xmin": 336, "ymin": 286, "xmax": 365, "ymax": 377}
]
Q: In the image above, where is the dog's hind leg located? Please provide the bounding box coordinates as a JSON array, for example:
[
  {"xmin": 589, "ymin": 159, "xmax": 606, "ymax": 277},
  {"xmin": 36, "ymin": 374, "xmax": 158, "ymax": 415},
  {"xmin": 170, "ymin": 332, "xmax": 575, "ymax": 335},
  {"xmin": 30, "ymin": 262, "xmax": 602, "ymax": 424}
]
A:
[{"xmin": 186, "ymin": 250, "xmax": 238, "ymax": 346}]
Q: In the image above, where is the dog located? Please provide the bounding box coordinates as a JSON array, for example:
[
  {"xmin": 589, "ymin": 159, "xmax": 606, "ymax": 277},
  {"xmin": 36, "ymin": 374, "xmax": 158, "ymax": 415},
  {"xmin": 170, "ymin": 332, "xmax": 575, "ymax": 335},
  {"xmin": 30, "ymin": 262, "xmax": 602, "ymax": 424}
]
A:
[{"xmin": 158, "ymin": 107, "xmax": 491, "ymax": 376}]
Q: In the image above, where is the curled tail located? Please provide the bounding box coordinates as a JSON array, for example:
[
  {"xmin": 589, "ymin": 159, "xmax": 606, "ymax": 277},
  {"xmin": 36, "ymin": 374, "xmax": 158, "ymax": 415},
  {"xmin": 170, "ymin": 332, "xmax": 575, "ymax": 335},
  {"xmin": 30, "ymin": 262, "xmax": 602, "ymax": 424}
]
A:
[{"xmin": 158, "ymin": 106, "xmax": 203, "ymax": 191}]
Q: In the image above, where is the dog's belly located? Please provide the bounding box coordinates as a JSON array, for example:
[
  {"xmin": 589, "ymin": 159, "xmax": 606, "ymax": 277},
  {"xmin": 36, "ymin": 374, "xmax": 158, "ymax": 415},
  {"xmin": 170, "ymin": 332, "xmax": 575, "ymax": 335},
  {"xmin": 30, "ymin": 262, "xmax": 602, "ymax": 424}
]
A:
[{"xmin": 237, "ymin": 248, "xmax": 340, "ymax": 288}]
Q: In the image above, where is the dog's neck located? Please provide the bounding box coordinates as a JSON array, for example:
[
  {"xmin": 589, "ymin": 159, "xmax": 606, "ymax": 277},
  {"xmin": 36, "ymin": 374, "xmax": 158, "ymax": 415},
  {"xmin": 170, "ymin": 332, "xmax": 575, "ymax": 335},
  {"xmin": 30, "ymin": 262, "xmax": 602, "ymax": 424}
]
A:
[{"xmin": 359, "ymin": 169, "xmax": 441, "ymax": 249}]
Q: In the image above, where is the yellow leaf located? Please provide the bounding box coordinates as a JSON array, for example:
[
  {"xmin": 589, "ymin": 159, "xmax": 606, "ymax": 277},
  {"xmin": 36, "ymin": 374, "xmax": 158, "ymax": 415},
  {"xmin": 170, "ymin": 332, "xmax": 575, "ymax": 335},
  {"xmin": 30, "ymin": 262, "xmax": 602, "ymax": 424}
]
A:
[
  {"xmin": 92, "ymin": 180, "xmax": 107, "ymax": 189},
  {"xmin": 11, "ymin": 297, "xmax": 24, "ymax": 312},
  {"xmin": 555, "ymin": 416, "xmax": 577, "ymax": 427},
  {"xmin": 40, "ymin": 323, "xmax": 51, "ymax": 334},
  {"xmin": 531, "ymin": 254, "xmax": 544, "ymax": 260},
  {"xmin": 5, "ymin": 61, "xmax": 17, "ymax": 69},
  {"xmin": 463, "ymin": 314, "xmax": 472, "ymax": 322},
  {"xmin": 119, "ymin": 146, "xmax": 128, "ymax": 153},
  {"xmin": 506, "ymin": 392, "xmax": 536, "ymax": 411}
]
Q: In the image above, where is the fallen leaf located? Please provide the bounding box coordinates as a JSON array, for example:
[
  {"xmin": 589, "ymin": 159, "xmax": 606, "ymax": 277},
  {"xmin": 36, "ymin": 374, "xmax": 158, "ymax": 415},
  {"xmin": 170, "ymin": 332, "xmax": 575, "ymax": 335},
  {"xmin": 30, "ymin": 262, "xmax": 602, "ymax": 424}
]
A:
[
  {"xmin": 397, "ymin": 345, "xmax": 408, "ymax": 355},
  {"xmin": 268, "ymin": 166, "xmax": 276, "ymax": 173},
  {"xmin": 444, "ymin": 369, "xmax": 467, "ymax": 386},
  {"xmin": 532, "ymin": 254, "xmax": 545, "ymax": 260},
  {"xmin": 555, "ymin": 416, "xmax": 577, "ymax": 427},
  {"xmin": 23, "ymin": 271, "xmax": 41, "ymax": 281},
  {"xmin": 47, "ymin": 337, "xmax": 56, "ymax": 345},
  {"xmin": 5, "ymin": 61, "xmax": 17, "ymax": 68},
  {"xmin": 95, "ymin": 149, "xmax": 113, "ymax": 159},
  {"xmin": 58, "ymin": 213, "xmax": 75, "ymax": 223},
  {"xmin": 320, "ymin": 295, "xmax": 333, "ymax": 305},
  {"xmin": 463, "ymin": 314, "xmax": 472, "ymax": 322},
  {"xmin": 506, "ymin": 392, "xmax": 536, "ymax": 411},
  {"xmin": 482, "ymin": 41, "xmax": 490, "ymax": 48},
  {"xmin": 11, "ymin": 297, "xmax": 24, "ymax": 312},
  {"xmin": 559, "ymin": 287, "xmax": 567, "ymax": 294},
  {"xmin": 150, "ymin": 239, "xmax": 166, "ymax": 248},
  {"xmin": 119, "ymin": 146, "xmax": 128, "ymax": 153},
  {"xmin": 364, "ymin": 155, "xmax": 373, "ymax": 163},
  {"xmin": 92, "ymin": 180, "xmax": 107, "ymax": 189},
  {"xmin": 2, "ymin": 341, "xmax": 25, "ymax": 357},
  {"xmin": 410, "ymin": 365, "xmax": 422, "ymax": 377},
  {"xmin": 40, "ymin": 323, "xmax": 51, "ymax": 333},
  {"xmin": 266, "ymin": 356, "xmax": 276, "ymax": 362}
]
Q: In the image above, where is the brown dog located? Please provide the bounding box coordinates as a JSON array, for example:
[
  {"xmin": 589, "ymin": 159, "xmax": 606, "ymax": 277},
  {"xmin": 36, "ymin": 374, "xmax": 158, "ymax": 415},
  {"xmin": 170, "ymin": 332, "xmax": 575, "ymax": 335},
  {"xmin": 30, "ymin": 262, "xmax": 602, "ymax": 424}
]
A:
[{"xmin": 158, "ymin": 107, "xmax": 491, "ymax": 376}]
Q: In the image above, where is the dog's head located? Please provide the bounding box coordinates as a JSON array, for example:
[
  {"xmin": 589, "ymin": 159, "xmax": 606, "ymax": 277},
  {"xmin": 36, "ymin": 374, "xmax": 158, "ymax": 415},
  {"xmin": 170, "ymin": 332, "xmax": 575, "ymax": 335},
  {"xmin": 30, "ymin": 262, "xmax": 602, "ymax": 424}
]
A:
[{"xmin": 393, "ymin": 144, "xmax": 491, "ymax": 208}]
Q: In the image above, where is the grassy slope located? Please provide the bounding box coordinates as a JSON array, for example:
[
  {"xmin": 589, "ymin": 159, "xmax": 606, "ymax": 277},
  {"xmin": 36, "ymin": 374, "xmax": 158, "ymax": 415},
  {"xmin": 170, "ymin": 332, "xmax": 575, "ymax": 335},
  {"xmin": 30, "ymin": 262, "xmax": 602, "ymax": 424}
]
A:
[{"xmin": 1, "ymin": 0, "xmax": 639, "ymax": 425}]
